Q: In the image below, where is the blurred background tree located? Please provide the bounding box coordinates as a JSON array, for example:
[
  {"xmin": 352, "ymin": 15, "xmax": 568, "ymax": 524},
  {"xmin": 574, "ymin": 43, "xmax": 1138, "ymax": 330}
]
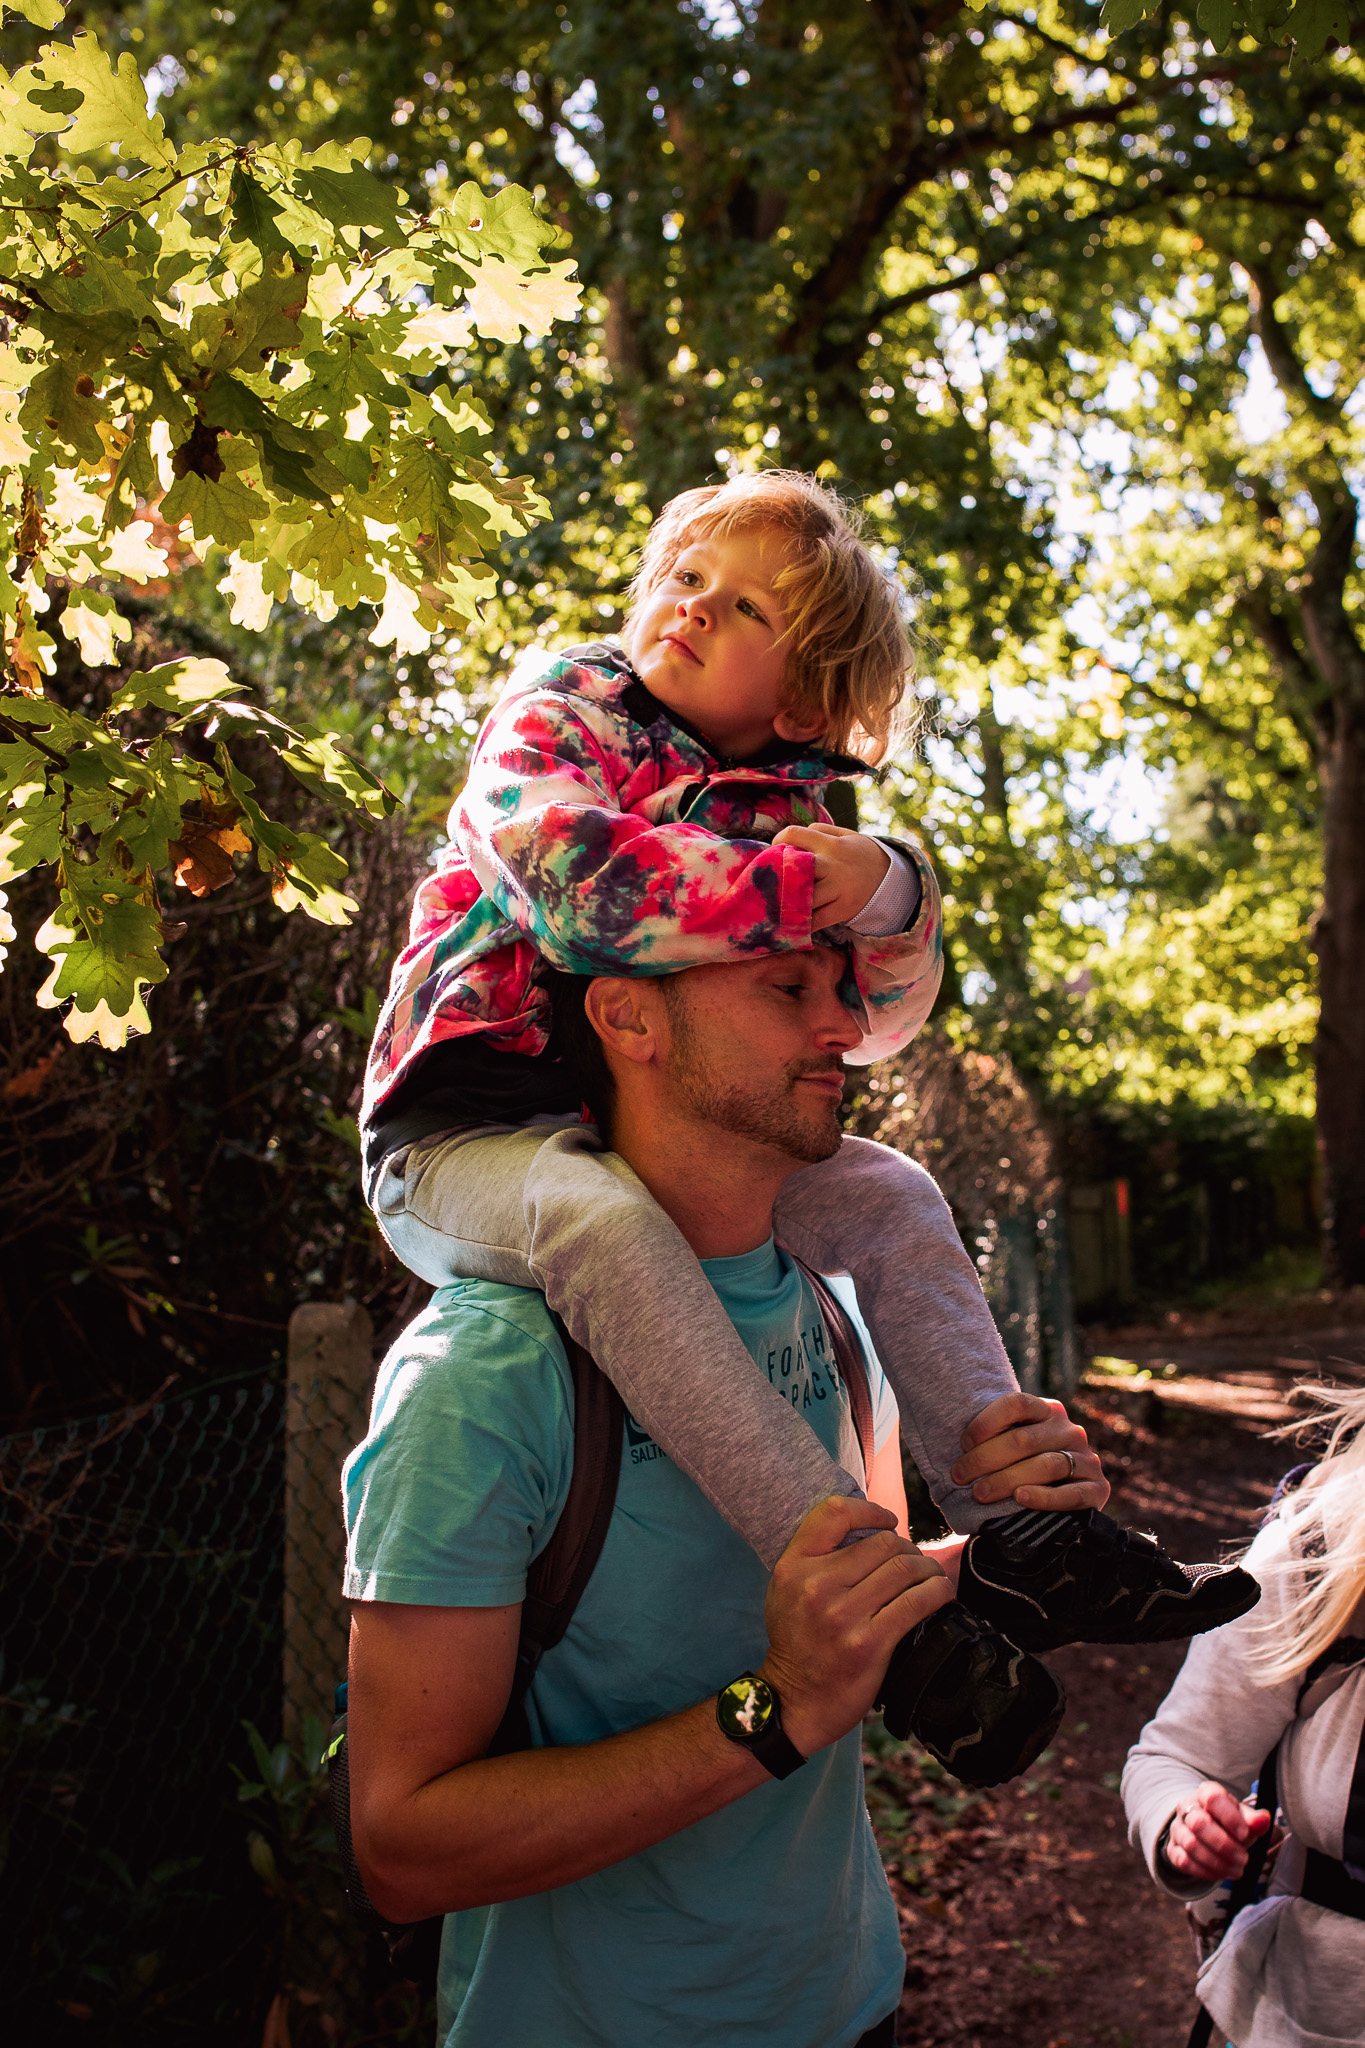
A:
[{"xmin": 2, "ymin": 0, "xmax": 1359, "ymax": 1426}]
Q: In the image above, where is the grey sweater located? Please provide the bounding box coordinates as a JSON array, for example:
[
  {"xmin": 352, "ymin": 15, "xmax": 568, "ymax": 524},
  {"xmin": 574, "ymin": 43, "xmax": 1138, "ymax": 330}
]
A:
[{"xmin": 1121, "ymin": 1492, "xmax": 1365, "ymax": 2048}]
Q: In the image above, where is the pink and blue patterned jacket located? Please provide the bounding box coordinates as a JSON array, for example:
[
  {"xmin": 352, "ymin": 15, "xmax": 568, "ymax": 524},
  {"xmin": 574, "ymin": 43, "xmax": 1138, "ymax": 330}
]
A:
[{"xmin": 362, "ymin": 644, "xmax": 942, "ymax": 1126}]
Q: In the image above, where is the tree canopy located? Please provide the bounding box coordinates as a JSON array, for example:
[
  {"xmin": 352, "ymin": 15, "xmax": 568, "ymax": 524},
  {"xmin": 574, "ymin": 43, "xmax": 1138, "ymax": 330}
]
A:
[
  {"xmin": 4, "ymin": 0, "xmax": 1363, "ymax": 1429},
  {"xmin": 0, "ymin": 0, "xmax": 579, "ymax": 1045}
]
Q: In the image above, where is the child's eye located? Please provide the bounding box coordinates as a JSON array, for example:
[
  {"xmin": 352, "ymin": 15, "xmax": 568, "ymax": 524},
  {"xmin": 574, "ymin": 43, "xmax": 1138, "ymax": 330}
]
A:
[{"xmin": 738, "ymin": 597, "xmax": 768, "ymax": 624}]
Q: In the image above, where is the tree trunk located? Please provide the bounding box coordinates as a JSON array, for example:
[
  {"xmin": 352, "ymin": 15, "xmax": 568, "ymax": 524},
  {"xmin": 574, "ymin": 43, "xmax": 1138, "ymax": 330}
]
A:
[{"xmin": 1313, "ymin": 698, "xmax": 1365, "ymax": 1286}]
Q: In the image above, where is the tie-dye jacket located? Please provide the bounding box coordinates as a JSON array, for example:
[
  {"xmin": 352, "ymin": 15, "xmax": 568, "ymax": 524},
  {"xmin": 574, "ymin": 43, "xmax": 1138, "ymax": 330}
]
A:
[{"xmin": 362, "ymin": 644, "xmax": 942, "ymax": 1125}]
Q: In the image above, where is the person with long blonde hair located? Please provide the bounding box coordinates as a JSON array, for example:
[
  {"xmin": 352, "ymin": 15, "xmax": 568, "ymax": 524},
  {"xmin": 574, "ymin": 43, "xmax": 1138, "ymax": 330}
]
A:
[{"xmin": 1123, "ymin": 1382, "xmax": 1365, "ymax": 2047}]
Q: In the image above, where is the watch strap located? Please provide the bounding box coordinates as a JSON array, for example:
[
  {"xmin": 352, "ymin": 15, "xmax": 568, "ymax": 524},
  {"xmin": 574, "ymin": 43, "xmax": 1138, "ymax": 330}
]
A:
[{"xmin": 715, "ymin": 1671, "xmax": 807, "ymax": 1781}]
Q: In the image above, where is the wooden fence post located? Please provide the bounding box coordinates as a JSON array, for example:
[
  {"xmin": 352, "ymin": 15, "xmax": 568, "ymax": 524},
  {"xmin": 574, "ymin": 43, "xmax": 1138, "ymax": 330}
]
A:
[{"xmin": 284, "ymin": 1300, "xmax": 374, "ymax": 1749}]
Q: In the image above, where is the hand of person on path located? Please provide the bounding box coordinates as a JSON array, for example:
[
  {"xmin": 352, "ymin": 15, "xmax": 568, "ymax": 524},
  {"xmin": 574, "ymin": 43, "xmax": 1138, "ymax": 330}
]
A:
[
  {"xmin": 1163, "ymin": 1781, "xmax": 1273, "ymax": 1883},
  {"xmin": 758, "ymin": 1496, "xmax": 953, "ymax": 1757},
  {"xmin": 772, "ymin": 821, "xmax": 891, "ymax": 930},
  {"xmin": 951, "ymin": 1392, "xmax": 1110, "ymax": 1512}
]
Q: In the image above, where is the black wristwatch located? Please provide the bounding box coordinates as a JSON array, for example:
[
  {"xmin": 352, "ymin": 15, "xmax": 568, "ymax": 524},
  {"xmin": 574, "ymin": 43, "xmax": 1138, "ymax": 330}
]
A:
[{"xmin": 715, "ymin": 1671, "xmax": 807, "ymax": 1781}]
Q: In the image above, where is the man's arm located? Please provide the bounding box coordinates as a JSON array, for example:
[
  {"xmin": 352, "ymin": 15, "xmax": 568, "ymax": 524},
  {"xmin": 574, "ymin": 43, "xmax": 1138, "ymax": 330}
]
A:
[{"xmin": 348, "ymin": 1496, "xmax": 952, "ymax": 1924}]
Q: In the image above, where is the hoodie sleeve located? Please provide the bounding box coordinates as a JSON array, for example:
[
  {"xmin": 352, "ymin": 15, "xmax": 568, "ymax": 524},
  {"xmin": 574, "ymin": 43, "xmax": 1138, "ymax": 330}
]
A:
[
  {"xmin": 829, "ymin": 836, "xmax": 944, "ymax": 1066},
  {"xmin": 452, "ymin": 685, "xmax": 816, "ymax": 975},
  {"xmin": 1120, "ymin": 1515, "xmax": 1301, "ymax": 1897}
]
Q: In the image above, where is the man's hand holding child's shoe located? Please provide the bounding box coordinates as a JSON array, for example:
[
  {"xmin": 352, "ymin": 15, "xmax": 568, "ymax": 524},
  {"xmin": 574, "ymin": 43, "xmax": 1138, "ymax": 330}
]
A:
[{"xmin": 757, "ymin": 1497, "xmax": 952, "ymax": 1759}]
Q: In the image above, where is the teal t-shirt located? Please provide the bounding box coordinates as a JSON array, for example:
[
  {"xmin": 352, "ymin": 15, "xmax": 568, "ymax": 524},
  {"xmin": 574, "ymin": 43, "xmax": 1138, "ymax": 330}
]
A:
[{"xmin": 342, "ymin": 1240, "xmax": 904, "ymax": 2048}]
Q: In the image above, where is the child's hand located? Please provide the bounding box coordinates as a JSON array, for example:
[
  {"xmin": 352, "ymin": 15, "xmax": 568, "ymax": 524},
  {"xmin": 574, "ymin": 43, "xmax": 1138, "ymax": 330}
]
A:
[{"xmin": 772, "ymin": 823, "xmax": 890, "ymax": 931}]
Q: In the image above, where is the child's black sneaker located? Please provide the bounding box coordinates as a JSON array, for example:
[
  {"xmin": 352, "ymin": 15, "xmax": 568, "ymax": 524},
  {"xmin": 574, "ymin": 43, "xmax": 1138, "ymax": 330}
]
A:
[
  {"xmin": 877, "ymin": 1600, "xmax": 1065, "ymax": 1789},
  {"xmin": 956, "ymin": 1507, "xmax": 1261, "ymax": 1654}
]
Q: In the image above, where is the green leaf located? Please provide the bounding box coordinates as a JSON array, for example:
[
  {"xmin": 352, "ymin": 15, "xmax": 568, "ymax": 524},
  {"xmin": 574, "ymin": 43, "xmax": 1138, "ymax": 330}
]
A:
[
  {"xmin": 271, "ymin": 832, "xmax": 358, "ymax": 924},
  {"xmin": 109, "ymin": 657, "xmax": 237, "ymax": 716},
  {"xmin": 1100, "ymin": 0, "xmax": 1160, "ymax": 29},
  {"xmin": 110, "ymin": 737, "xmax": 184, "ymax": 871},
  {"xmin": 60, "ymin": 587, "xmax": 131, "ymax": 666},
  {"xmin": 228, "ymin": 166, "xmax": 295, "ymax": 257},
  {"xmin": 201, "ymin": 373, "xmax": 345, "ymax": 502},
  {"xmin": 441, "ymin": 180, "xmax": 570, "ymax": 267},
  {"xmin": 9, "ymin": 1, "xmax": 66, "ymax": 27},
  {"xmin": 160, "ymin": 442, "xmax": 262, "ymax": 551},
  {"xmin": 20, "ymin": 357, "xmax": 105, "ymax": 462},
  {"xmin": 296, "ymin": 149, "xmax": 409, "ymax": 243},
  {"xmin": 104, "ymin": 421, "xmax": 160, "ymax": 529},
  {"xmin": 277, "ymin": 729, "xmax": 397, "ymax": 821},
  {"xmin": 464, "ymin": 255, "xmax": 582, "ymax": 344},
  {"xmin": 0, "ymin": 786, "xmax": 63, "ymax": 880},
  {"xmin": 1280, "ymin": 0, "xmax": 1351, "ymax": 55},
  {"xmin": 1196, "ymin": 0, "xmax": 1238, "ymax": 45},
  {"xmin": 48, "ymin": 929, "xmax": 166, "ymax": 1015},
  {"xmin": 36, "ymin": 33, "xmax": 176, "ymax": 170}
]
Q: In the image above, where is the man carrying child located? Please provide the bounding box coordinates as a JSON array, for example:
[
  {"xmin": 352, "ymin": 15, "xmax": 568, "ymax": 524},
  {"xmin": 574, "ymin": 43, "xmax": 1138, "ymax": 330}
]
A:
[{"xmin": 344, "ymin": 470, "xmax": 1259, "ymax": 2041}]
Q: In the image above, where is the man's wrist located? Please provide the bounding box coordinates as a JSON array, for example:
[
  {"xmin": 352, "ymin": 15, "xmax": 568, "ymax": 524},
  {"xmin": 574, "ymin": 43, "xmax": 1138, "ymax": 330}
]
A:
[{"xmin": 715, "ymin": 1670, "xmax": 807, "ymax": 1780}]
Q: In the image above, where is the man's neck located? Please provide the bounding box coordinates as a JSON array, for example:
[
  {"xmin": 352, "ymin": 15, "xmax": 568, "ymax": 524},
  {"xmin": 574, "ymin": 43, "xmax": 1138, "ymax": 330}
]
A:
[{"xmin": 608, "ymin": 1106, "xmax": 793, "ymax": 1260}]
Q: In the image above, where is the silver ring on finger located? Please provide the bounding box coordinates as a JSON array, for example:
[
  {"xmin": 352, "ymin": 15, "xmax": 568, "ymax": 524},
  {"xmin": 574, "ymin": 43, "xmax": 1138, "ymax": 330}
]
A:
[{"xmin": 1060, "ymin": 1449, "xmax": 1076, "ymax": 1481}]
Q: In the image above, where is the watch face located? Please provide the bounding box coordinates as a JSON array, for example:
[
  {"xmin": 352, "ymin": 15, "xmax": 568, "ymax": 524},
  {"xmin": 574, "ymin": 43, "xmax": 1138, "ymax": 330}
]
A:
[{"xmin": 717, "ymin": 1673, "xmax": 775, "ymax": 1742}]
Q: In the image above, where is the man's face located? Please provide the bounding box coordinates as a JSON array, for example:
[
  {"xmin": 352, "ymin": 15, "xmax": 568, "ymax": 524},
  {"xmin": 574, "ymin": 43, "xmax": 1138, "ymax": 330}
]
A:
[{"xmin": 655, "ymin": 947, "xmax": 863, "ymax": 1165}]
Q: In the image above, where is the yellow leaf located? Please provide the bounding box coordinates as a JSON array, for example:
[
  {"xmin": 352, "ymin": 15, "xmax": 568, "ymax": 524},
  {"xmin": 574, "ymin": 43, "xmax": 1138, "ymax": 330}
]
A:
[
  {"xmin": 464, "ymin": 256, "xmax": 582, "ymax": 343},
  {"xmin": 36, "ymin": 962, "xmax": 154, "ymax": 1048},
  {"xmin": 49, "ymin": 467, "xmax": 106, "ymax": 534},
  {"xmin": 101, "ymin": 519, "xmax": 169, "ymax": 584},
  {"xmin": 217, "ymin": 554, "xmax": 274, "ymax": 630},
  {"xmin": 45, "ymin": 34, "xmax": 177, "ymax": 171},
  {"xmin": 369, "ymin": 573, "xmax": 432, "ymax": 656},
  {"xmin": 0, "ymin": 390, "xmax": 30, "ymax": 468},
  {"xmin": 396, "ymin": 305, "xmax": 473, "ymax": 358},
  {"xmin": 62, "ymin": 594, "xmax": 131, "ymax": 666}
]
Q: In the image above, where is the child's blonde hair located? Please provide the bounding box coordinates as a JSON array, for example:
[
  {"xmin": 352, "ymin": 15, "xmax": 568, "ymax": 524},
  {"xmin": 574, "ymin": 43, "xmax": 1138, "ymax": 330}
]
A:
[
  {"xmin": 1246, "ymin": 1381, "xmax": 1365, "ymax": 1686},
  {"xmin": 627, "ymin": 470, "xmax": 919, "ymax": 764}
]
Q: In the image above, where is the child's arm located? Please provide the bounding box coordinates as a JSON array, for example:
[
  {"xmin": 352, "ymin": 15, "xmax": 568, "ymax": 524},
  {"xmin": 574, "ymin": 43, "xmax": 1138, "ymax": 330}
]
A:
[
  {"xmin": 453, "ymin": 687, "xmax": 819, "ymax": 976},
  {"xmin": 772, "ymin": 820, "xmax": 944, "ymax": 1066}
]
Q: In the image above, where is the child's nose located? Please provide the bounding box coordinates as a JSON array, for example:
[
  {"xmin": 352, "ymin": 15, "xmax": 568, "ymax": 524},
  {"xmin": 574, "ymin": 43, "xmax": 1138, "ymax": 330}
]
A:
[{"xmin": 676, "ymin": 596, "xmax": 711, "ymax": 625}]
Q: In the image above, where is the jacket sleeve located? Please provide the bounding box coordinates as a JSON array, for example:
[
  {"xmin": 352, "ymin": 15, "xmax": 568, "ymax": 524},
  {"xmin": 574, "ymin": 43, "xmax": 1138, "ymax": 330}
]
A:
[
  {"xmin": 1120, "ymin": 1515, "xmax": 1301, "ymax": 1898},
  {"xmin": 831, "ymin": 836, "xmax": 944, "ymax": 1067},
  {"xmin": 452, "ymin": 686, "xmax": 815, "ymax": 975}
]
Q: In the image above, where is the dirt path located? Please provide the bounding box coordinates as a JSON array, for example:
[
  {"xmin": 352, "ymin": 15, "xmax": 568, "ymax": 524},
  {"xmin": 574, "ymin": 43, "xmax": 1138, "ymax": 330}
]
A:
[{"xmin": 870, "ymin": 1344, "xmax": 1333, "ymax": 2048}]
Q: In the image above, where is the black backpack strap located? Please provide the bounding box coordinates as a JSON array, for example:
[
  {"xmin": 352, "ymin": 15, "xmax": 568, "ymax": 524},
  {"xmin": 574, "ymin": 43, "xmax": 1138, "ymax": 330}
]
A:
[
  {"xmin": 1186, "ymin": 1742, "xmax": 1281, "ymax": 2048},
  {"xmin": 792, "ymin": 1260, "xmax": 876, "ymax": 1484},
  {"xmin": 492, "ymin": 1316, "xmax": 624, "ymax": 1752},
  {"xmin": 329, "ymin": 1312, "xmax": 624, "ymax": 1978}
]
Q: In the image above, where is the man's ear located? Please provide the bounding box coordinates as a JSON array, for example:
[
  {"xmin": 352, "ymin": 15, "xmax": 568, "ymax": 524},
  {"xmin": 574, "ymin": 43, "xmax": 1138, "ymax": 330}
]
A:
[{"xmin": 584, "ymin": 976, "xmax": 658, "ymax": 1068}]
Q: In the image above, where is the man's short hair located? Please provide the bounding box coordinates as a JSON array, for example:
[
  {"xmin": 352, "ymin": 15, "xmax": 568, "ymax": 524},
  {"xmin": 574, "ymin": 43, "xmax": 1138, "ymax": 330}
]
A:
[
  {"xmin": 625, "ymin": 469, "xmax": 920, "ymax": 765},
  {"xmin": 544, "ymin": 968, "xmax": 617, "ymax": 1137}
]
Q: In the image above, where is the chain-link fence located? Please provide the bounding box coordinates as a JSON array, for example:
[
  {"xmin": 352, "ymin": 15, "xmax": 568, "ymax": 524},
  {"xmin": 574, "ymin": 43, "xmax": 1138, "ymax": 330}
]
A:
[{"xmin": 1, "ymin": 1307, "xmax": 427, "ymax": 2048}]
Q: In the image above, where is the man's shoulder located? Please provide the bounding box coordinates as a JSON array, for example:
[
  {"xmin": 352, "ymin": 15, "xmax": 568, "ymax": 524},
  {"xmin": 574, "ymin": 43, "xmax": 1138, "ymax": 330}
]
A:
[
  {"xmin": 343, "ymin": 1281, "xmax": 576, "ymax": 1608},
  {"xmin": 374, "ymin": 1279, "xmax": 572, "ymax": 1423}
]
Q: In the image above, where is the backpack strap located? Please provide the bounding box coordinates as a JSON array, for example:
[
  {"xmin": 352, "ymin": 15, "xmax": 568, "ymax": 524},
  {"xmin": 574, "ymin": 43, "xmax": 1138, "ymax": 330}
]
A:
[
  {"xmin": 792, "ymin": 1261, "xmax": 876, "ymax": 1485},
  {"xmin": 1186, "ymin": 1742, "xmax": 1280, "ymax": 2048},
  {"xmin": 491, "ymin": 1315, "xmax": 624, "ymax": 1754},
  {"xmin": 330, "ymin": 1313, "xmax": 625, "ymax": 1984}
]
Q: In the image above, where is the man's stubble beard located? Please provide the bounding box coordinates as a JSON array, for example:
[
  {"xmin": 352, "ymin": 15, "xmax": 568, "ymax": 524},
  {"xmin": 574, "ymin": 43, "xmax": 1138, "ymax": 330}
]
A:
[{"xmin": 662, "ymin": 991, "xmax": 845, "ymax": 1166}]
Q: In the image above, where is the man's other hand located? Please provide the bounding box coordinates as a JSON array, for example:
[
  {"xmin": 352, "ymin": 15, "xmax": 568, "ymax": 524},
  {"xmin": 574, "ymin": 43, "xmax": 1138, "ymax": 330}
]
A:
[
  {"xmin": 951, "ymin": 1392, "xmax": 1109, "ymax": 1512},
  {"xmin": 772, "ymin": 822, "xmax": 890, "ymax": 930},
  {"xmin": 758, "ymin": 1497, "xmax": 953, "ymax": 1758}
]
